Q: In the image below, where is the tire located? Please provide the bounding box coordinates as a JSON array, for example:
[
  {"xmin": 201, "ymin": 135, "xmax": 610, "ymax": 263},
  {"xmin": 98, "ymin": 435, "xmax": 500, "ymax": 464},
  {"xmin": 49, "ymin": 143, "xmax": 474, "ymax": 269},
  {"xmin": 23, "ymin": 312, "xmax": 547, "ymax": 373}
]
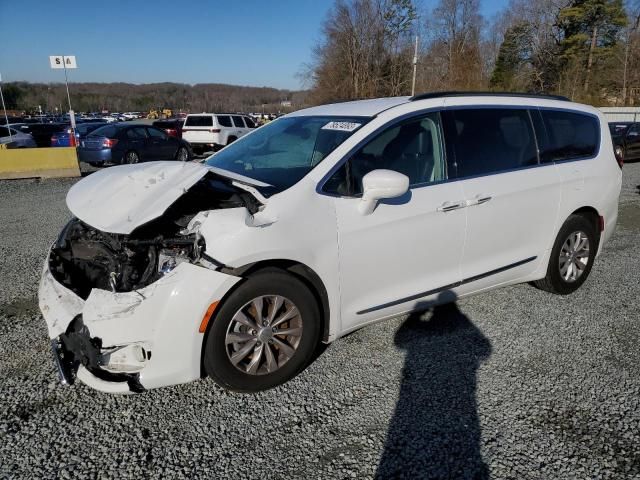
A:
[
  {"xmin": 124, "ymin": 150, "xmax": 139, "ymax": 164},
  {"xmin": 226, "ymin": 136, "xmax": 237, "ymax": 146},
  {"xmin": 175, "ymin": 146, "xmax": 190, "ymax": 162},
  {"xmin": 203, "ymin": 270, "xmax": 321, "ymax": 392},
  {"xmin": 533, "ymin": 214, "xmax": 598, "ymax": 295}
]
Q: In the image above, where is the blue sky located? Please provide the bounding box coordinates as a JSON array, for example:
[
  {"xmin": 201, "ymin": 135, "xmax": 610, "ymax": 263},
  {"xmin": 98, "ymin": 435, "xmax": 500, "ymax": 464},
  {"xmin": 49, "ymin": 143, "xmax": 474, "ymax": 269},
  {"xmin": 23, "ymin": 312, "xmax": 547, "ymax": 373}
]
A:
[{"xmin": 0, "ymin": 0, "xmax": 508, "ymax": 90}]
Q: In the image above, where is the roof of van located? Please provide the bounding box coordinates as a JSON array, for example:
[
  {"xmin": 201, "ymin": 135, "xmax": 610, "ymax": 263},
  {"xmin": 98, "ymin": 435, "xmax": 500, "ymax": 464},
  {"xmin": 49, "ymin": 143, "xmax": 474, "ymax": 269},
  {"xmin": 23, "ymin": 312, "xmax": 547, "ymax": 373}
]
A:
[
  {"xmin": 288, "ymin": 97, "xmax": 410, "ymax": 118},
  {"xmin": 288, "ymin": 92, "xmax": 574, "ymax": 118}
]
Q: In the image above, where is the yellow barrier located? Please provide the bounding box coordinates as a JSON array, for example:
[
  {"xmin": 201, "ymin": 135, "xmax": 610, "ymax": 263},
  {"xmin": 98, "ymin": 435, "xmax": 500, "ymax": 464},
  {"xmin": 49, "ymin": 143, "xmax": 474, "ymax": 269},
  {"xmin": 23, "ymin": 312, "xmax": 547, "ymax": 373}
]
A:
[{"xmin": 0, "ymin": 147, "xmax": 81, "ymax": 180}]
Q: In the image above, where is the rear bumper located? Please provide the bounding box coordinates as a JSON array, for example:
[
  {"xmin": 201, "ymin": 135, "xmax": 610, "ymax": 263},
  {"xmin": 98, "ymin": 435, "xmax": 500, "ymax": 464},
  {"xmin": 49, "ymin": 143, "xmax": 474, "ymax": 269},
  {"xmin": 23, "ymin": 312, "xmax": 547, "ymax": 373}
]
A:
[
  {"xmin": 39, "ymin": 257, "xmax": 240, "ymax": 393},
  {"xmin": 77, "ymin": 148, "xmax": 113, "ymax": 164}
]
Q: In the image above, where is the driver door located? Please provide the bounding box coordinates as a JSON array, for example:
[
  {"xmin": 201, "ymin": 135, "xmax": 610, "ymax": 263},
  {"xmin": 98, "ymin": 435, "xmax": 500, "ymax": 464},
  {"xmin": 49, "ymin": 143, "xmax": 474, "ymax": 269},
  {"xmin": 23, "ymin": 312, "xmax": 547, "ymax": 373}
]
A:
[{"xmin": 324, "ymin": 112, "xmax": 467, "ymax": 331}]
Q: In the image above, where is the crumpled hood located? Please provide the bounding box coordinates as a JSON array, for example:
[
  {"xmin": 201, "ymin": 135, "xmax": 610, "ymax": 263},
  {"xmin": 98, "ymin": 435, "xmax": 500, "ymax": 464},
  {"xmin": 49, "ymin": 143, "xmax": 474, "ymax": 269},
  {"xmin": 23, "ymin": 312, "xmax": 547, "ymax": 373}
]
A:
[{"xmin": 66, "ymin": 161, "xmax": 209, "ymax": 234}]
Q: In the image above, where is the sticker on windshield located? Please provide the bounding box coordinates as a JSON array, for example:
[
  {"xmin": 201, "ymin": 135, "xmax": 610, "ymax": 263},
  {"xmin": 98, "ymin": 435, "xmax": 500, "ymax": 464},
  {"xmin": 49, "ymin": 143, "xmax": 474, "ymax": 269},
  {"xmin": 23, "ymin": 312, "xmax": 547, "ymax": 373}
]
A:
[{"xmin": 321, "ymin": 121, "xmax": 362, "ymax": 132}]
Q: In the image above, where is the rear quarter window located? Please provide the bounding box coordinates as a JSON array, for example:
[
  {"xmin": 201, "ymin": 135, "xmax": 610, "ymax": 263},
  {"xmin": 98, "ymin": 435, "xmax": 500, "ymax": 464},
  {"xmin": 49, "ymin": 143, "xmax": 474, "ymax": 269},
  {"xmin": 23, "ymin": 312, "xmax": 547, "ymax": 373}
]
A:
[
  {"xmin": 185, "ymin": 115, "xmax": 213, "ymax": 127},
  {"xmin": 538, "ymin": 110, "xmax": 599, "ymax": 162}
]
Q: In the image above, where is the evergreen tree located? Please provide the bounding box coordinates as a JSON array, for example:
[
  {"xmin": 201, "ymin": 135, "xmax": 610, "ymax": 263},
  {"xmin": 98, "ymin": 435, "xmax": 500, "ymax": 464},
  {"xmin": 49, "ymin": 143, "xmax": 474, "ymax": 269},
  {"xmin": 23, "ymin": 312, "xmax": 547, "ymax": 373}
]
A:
[
  {"xmin": 558, "ymin": 0, "xmax": 627, "ymax": 96},
  {"xmin": 489, "ymin": 22, "xmax": 531, "ymax": 91}
]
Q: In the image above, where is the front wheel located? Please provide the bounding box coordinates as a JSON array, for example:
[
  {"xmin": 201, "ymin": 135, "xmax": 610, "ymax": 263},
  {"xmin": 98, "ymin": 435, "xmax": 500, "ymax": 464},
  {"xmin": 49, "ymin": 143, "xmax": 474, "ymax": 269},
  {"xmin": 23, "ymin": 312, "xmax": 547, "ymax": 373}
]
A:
[
  {"xmin": 203, "ymin": 270, "xmax": 321, "ymax": 392},
  {"xmin": 533, "ymin": 214, "xmax": 598, "ymax": 295},
  {"xmin": 175, "ymin": 146, "xmax": 189, "ymax": 161}
]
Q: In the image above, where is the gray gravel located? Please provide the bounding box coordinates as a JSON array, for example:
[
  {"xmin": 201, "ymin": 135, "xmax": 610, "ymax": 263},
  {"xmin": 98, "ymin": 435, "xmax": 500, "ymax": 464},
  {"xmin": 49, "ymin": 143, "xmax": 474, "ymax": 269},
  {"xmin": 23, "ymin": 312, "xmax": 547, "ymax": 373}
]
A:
[{"xmin": 1, "ymin": 164, "xmax": 640, "ymax": 479}]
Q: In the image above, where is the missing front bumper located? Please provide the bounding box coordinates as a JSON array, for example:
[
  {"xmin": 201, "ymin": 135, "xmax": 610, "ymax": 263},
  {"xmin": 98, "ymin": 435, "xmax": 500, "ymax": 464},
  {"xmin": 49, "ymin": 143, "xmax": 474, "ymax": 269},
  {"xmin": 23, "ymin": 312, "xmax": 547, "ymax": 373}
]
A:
[{"xmin": 54, "ymin": 315, "xmax": 146, "ymax": 393}]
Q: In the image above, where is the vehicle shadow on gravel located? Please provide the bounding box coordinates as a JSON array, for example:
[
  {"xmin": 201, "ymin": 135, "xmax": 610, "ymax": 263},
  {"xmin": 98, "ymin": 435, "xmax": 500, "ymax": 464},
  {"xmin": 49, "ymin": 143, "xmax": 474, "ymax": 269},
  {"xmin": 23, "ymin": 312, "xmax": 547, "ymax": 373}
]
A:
[{"xmin": 376, "ymin": 294, "xmax": 491, "ymax": 479}]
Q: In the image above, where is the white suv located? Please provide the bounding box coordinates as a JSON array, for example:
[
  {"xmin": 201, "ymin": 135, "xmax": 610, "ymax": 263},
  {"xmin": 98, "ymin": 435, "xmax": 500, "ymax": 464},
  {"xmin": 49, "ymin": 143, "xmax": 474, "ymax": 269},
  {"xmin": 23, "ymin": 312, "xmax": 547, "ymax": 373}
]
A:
[
  {"xmin": 182, "ymin": 113, "xmax": 256, "ymax": 153},
  {"xmin": 39, "ymin": 93, "xmax": 621, "ymax": 393}
]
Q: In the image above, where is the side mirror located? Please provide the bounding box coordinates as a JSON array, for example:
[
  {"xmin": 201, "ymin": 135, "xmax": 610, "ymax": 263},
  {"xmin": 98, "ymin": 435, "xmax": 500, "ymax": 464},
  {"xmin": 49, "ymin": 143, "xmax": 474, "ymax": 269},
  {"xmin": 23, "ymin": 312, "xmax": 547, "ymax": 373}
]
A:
[{"xmin": 358, "ymin": 169, "xmax": 410, "ymax": 215}]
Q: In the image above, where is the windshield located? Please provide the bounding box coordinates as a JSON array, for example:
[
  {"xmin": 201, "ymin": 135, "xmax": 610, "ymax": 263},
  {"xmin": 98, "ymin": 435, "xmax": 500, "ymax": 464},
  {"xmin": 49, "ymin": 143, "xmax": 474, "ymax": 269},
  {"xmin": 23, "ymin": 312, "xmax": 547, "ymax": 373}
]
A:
[
  {"xmin": 205, "ymin": 115, "xmax": 367, "ymax": 194},
  {"xmin": 89, "ymin": 125, "xmax": 119, "ymax": 138}
]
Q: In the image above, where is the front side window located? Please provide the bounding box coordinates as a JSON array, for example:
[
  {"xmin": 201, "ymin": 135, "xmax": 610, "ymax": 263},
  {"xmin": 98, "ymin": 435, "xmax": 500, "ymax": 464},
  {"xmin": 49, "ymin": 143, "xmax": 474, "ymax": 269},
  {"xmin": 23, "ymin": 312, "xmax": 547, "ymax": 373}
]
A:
[
  {"xmin": 324, "ymin": 112, "xmax": 446, "ymax": 196},
  {"xmin": 206, "ymin": 116, "xmax": 366, "ymax": 194},
  {"xmin": 538, "ymin": 110, "xmax": 599, "ymax": 162},
  {"xmin": 443, "ymin": 108, "xmax": 538, "ymax": 179}
]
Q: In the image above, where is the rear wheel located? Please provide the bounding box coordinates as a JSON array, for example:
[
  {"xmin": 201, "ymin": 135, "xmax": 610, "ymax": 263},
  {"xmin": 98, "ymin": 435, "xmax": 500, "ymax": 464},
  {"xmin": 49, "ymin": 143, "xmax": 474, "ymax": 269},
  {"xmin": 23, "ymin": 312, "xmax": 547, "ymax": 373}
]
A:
[
  {"xmin": 124, "ymin": 150, "xmax": 139, "ymax": 164},
  {"xmin": 226, "ymin": 136, "xmax": 237, "ymax": 146},
  {"xmin": 533, "ymin": 214, "xmax": 598, "ymax": 295},
  {"xmin": 203, "ymin": 270, "xmax": 321, "ymax": 392}
]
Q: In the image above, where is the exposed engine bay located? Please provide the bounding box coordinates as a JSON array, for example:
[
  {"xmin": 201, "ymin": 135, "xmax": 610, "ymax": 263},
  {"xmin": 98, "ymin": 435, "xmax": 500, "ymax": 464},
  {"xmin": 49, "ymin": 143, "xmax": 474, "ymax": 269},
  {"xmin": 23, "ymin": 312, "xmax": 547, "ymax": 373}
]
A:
[{"xmin": 49, "ymin": 173, "xmax": 261, "ymax": 299}]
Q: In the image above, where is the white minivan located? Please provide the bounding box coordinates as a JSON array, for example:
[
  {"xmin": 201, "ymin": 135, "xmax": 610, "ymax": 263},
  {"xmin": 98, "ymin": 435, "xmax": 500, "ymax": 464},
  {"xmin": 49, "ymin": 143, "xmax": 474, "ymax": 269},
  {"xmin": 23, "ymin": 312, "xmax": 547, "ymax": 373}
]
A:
[
  {"xmin": 182, "ymin": 113, "xmax": 256, "ymax": 153},
  {"xmin": 39, "ymin": 93, "xmax": 621, "ymax": 393}
]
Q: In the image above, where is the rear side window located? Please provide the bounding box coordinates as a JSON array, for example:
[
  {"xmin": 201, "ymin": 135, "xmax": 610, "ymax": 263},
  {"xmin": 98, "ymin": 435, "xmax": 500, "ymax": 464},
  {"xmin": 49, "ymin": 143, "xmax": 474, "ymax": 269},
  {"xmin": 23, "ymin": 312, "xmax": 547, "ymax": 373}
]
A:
[
  {"xmin": 443, "ymin": 108, "xmax": 537, "ymax": 178},
  {"xmin": 217, "ymin": 115, "xmax": 232, "ymax": 127},
  {"xmin": 538, "ymin": 110, "xmax": 599, "ymax": 162},
  {"xmin": 127, "ymin": 127, "xmax": 147, "ymax": 139},
  {"xmin": 185, "ymin": 115, "xmax": 213, "ymax": 127},
  {"xmin": 232, "ymin": 116, "xmax": 246, "ymax": 128},
  {"xmin": 146, "ymin": 127, "xmax": 167, "ymax": 139}
]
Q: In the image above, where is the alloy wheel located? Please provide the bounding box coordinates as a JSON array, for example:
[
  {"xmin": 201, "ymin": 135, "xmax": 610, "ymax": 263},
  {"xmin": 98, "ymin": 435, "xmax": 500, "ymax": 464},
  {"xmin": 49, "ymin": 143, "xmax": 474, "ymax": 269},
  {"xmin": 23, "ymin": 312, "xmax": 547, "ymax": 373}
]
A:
[
  {"xmin": 225, "ymin": 295, "xmax": 303, "ymax": 375},
  {"xmin": 126, "ymin": 151, "xmax": 139, "ymax": 164},
  {"xmin": 559, "ymin": 231, "xmax": 590, "ymax": 282},
  {"xmin": 177, "ymin": 147, "xmax": 188, "ymax": 161}
]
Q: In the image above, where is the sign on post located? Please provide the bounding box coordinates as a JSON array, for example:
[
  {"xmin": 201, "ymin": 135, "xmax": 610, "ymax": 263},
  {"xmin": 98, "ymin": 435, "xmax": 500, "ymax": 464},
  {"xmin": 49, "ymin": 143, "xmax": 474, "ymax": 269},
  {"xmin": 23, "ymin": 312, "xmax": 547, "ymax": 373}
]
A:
[{"xmin": 49, "ymin": 56, "xmax": 77, "ymax": 69}]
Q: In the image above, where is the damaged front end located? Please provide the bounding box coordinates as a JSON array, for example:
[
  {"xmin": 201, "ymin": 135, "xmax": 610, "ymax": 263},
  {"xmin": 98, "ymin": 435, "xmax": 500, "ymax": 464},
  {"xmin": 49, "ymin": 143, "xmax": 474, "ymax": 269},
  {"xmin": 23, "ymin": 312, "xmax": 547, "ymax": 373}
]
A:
[{"xmin": 41, "ymin": 168, "xmax": 255, "ymax": 392}]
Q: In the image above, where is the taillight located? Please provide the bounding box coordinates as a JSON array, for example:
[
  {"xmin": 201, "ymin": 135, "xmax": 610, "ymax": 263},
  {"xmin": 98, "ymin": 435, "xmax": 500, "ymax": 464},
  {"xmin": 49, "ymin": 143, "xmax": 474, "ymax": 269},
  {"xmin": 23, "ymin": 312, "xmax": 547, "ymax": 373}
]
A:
[
  {"xmin": 614, "ymin": 145, "xmax": 624, "ymax": 169},
  {"xmin": 102, "ymin": 138, "xmax": 118, "ymax": 148},
  {"xmin": 51, "ymin": 135, "xmax": 58, "ymax": 142},
  {"xmin": 165, "ymin": 128, "xmax": 177, "ymax": 137}
]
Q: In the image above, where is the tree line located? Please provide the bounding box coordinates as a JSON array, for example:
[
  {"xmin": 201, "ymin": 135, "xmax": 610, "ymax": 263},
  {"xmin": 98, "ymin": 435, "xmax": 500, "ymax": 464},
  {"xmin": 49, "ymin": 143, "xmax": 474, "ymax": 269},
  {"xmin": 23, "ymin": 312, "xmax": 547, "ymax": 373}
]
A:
[
  {"xmin": 1, "ymin": 82, "xmax": 306, "ymax": 114},
  {"xmin": 306, "ymin": 0, "xmax": 640, "ymax": 106}
]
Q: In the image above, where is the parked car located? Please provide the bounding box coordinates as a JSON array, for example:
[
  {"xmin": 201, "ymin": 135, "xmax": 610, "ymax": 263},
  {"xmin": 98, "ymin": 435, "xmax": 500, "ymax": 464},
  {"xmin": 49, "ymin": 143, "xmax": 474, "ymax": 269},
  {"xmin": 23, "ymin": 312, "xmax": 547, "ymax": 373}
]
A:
[
  {"xmin": 181, "ymin": 113, "xmax": 256, "ymax": 153},
  {"xmin": 609, "ymin": 121, "xmax": 640, "ymax": 163},
  {"xmin": 39, "ymin": 92, "xmax": 621, "ymax": 394},
  {"xmin": 51, "ymin": 122, "xmax": 108, "ymax": 147},
  {"xmin": 153, "ymin": 118, "xmax": 184, "ymax": 138},
  {"xmin": 77, "ymin": 123, "xmax": 192, "ymax": 166},
  {"xmin": 0, "ymin": 125, "xmax": 37, "ymax": 148},
  {"xmin": 18, "ymin": 123, "xmax": 67, "ymax": 147}
]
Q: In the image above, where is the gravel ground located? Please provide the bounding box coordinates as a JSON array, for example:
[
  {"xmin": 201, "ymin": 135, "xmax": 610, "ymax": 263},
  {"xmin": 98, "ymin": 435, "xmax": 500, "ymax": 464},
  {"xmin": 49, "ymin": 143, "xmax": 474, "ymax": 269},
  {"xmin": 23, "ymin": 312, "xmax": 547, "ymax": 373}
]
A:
[{"xmin": 1, "ymin": 164, "xmax": 639, "ymax": 479}]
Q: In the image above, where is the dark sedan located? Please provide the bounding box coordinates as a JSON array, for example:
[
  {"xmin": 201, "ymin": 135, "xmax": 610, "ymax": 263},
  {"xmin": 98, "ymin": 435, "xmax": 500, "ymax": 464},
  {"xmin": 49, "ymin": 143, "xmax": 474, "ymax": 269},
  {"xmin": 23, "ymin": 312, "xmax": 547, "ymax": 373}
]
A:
[
  {"xmin": 152, "ymin": 118, "xmax": 184, "ymax": 138},
  {"xmin": 609, "ymin": 121, "xmax": 640, "ymax": 163},
  {"xmin": 78, "ymin": 123, "xmax": 192, "ymax": 166}
]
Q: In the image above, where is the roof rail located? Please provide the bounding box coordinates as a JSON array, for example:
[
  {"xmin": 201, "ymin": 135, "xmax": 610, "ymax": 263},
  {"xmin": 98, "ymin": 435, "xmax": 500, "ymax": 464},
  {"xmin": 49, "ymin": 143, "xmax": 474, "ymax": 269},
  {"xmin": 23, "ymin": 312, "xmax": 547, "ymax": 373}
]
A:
[{"xmin": 409, "ymin": 91, "xmax": 571, "ymax": 102}]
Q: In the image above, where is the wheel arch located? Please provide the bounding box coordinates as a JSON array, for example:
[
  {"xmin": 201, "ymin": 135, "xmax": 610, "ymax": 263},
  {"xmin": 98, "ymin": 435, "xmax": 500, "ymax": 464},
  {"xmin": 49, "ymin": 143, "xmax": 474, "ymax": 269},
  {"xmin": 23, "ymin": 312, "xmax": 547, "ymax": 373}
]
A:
[
  {"xmin": 233, "ymin": 259, "xmax": 331, "ymax": 343},
  {"xmin": 198, "ymin": 259, "xmax": 331, "ymax": 378},
  {"xmin": 570, "ymin": 206, "xmax": 602, "ymax": 246}
]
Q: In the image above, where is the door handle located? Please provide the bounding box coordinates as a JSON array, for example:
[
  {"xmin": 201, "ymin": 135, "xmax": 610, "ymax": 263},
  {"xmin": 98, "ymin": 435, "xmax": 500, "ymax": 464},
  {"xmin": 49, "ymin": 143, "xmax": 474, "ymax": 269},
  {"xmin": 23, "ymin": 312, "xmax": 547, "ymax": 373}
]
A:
[
  {"xmin": 468, "ymin": 194, "xmax": 492, "ymax": 206},
  {"xmin": 437, "ymin": 201, "xmax": 466, "ymax": 212}
]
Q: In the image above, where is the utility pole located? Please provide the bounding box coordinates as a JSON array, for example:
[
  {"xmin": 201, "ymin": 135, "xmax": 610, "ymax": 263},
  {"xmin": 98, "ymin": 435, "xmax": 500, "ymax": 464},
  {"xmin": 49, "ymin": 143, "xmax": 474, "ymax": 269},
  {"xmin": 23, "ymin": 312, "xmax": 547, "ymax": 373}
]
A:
[
  {"xmin": 0, "ymin": 73, "xmax": 11, "ymax": 141},
  {"xmin": 411, "ymin": 36, "xmax": 419, "ymax": 96}
]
